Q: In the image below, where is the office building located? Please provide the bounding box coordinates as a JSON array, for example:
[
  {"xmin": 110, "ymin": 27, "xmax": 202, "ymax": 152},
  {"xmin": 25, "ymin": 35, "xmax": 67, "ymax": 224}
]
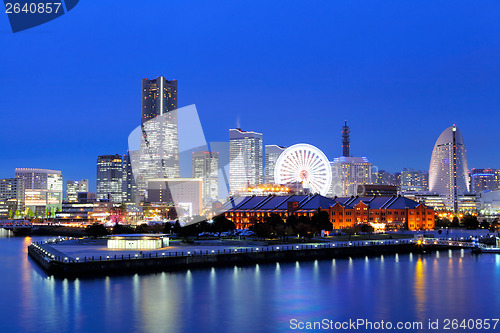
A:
[
  {"xmin": 192, "ymin": 151, "xmax": 219, "ymax": 205},
  {"xmin": 15, "ymin": 168, "xmax": 63, "ymax": 213},
  {"xmin": 0, "ymin": 178, "xmax": 25, "ymax": 217},
  {"xmin": 66, "ymin": 179, "xmax": 89, "ymax": 202},
  {"xmin": 329, "ymin": 121, "xmax": 372, "ymax": 197},
  {"xmin": 137, "ymin": 77, "xmax": 180, "ymax": 198},
  {"xmin": 429, "ymin": 125, "xmax": 469, "ymax": 212},
  {"xmin": 373, "ymin": 170, "xmax": 397, "ymax": 186},
  {"xmin": 96, "ymin": 155, "xmax": 123, "ymax": 203},
  {"xmin": 209, "ymin": 141, "xmax": 230, "ymax": 200},
  {"xmin": 330, "ymin": 157, "xmax": 372, "ymax": 197},
  {"xmin": 264, "ymin": 145, "xmax": 286, "ymax": 183},
  {"xmin": 122, "ymin": 152, "xmax": 138, "ymax": 203},
  {"xmin": 400, "ymin": 169, "xmax": 428, "ymax": 193},
  {"xmin": 141, "ymin": 76, "xmax": 177, "ymax": 124},
  {"xmin": 229, "ymin": 128, "xmax": 263, "ymax": 194},
  {"xmin": 147, "ymin": 178, "xmax": 202, "ymax": 217},
  {"xmin": 470, "ymin": 168, "xmax": 500, "ymax": 193}
]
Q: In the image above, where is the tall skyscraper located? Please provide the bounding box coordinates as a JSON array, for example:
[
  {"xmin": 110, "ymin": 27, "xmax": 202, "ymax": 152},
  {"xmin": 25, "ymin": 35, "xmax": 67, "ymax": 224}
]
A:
[
  {"xmin": 429, "ymin": 125, "xmax": 469, "ymax": 212},
  {"xmin": 192, "ymin": 151, "xmax": 219, "ymax": 205},
  {"xmin": 141, "ymin": 77, "xmax": 177, "ymax": 124},
  {"xmin": 15, "ymin": 168, "xmax": 63, "ymax": 212},
  {"xmin": 229, "ymin": 128, "xmax": 263, "ymax": 195},
  {"xmin": 137, "ymin": 77, "xmax": 180, "ymax": 199},
  {"xmin": 342, "ymin": 120, "xmax": 350, "ymax": 157},
  {"xmin": 470, "ymin": 168, "xmax": 500, "ymax": 193},
  {"xmin": 96, "ymin": 155, "xmax": 123, "ymax": 203},
  {"xmin": 264, "ymin": 145, "xmax": 286, "ymax": 183},
  {"xmin": 122, "ymin": 152, "xmax": 138, "ymax": 203},
  {"xmin": 66, "ymin": 179, "xmax": 89, "ymax": 202}
]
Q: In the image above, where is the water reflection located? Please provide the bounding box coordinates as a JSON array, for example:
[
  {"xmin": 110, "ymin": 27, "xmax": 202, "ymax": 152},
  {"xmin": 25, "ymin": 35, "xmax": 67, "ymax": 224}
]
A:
[
  {"xmin": 3, "ymin": 235, "xmax": 500, "ymax": 332},
  {"xmin": 414, "ymin": 257, "xmax": 426, "ymax": 323}
]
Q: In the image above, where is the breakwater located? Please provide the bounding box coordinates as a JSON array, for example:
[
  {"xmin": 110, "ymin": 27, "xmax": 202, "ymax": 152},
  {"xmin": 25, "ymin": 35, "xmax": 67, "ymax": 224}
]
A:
[{"xmin": 27, "ymin": 238, "xmax": 469, "ymax": 277}]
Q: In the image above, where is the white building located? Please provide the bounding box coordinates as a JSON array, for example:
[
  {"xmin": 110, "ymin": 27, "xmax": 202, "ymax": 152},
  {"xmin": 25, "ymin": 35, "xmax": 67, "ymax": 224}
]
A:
[
  {"xmin": 229, "ymin": 128, "xmax": 263, "ymax": 194},
  {"xmin": 429, "ymin": 125, "xmax": 469, "ymax": 212},
  {"xmin": 330, "ymin": 157, "xmax": 372, "ymax": 197}
]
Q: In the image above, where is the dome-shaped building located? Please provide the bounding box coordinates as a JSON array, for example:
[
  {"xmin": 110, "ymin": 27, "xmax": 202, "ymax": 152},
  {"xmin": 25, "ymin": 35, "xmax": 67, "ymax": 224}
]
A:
[{"xmin": 429, "ymin": 125, "xmax": 470, "ymax": 212}]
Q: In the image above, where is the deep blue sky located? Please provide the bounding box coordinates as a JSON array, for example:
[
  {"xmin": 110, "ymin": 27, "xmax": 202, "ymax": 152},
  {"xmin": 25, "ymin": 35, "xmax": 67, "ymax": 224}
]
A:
[{"xmin": 1, "ymin": 1, "xmax": 500, "ymax": 191}]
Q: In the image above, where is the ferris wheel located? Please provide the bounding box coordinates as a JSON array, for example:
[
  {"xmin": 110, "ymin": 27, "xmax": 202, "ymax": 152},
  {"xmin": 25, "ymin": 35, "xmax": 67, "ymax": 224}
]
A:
[{"xmin": 274, "ymin": 143, "xmax": 332, "ymax": 196}]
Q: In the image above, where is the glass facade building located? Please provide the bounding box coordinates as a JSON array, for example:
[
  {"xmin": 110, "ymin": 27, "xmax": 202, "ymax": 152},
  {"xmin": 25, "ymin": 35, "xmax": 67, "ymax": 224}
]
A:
[
  {"xmin": 136, "ymin": 77, "xmax": 180, "ymax": 199},
  {"xmin": 96, "ymin": 155, "xmax": 123, "ymax": 203},
  {"xmin": 141, "ymin": 77, "xmax": 177, "ymax": 125},
  {"xmin": 229, "ymin": 128, "xmax": 263, "ymax": 195}
]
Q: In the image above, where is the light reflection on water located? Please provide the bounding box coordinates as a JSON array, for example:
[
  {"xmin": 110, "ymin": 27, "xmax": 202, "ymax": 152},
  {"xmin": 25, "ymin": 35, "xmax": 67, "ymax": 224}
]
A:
[{"xmin": 1, "ymin": 231, "xmax": 500, "ymax": 332}]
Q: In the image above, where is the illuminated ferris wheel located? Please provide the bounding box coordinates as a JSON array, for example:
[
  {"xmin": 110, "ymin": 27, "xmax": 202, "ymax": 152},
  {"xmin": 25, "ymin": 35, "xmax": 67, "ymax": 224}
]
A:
[{"xmin": 273, "ymin": 143, "xmax": 332, "ymax": 196}]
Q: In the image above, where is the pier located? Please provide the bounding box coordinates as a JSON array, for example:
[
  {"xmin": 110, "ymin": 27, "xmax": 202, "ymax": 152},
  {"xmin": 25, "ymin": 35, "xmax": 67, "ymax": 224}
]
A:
[{"xmin": 27, "ymin": 236, "xmax": 481, "ymax": 277}]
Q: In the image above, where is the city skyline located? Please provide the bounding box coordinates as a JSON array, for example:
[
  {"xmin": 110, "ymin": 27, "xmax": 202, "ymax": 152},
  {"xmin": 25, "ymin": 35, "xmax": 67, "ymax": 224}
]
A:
[
  {"xmin": 1, "ymin": 1, "xmax": 500, "ymax": 189},
  {"xmin": 3, "ymin": 3, "xmax": 500, "ymax": 332}
]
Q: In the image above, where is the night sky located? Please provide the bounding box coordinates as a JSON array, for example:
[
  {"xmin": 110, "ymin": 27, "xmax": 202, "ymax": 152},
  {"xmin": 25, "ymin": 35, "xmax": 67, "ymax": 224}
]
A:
[{"xmin": 1, "ymin": 1, "xmax": 499, "ymax": 191}]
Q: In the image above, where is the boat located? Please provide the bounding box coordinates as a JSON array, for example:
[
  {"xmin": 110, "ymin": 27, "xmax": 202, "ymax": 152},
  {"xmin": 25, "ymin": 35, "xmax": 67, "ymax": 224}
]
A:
[
  {"xmin": 472, "ymin": 237, "xmax": 500, "ymax": 253},
  {"xmin": 473, "ymin": 247, "xmax": 500, "ymax": 253}
]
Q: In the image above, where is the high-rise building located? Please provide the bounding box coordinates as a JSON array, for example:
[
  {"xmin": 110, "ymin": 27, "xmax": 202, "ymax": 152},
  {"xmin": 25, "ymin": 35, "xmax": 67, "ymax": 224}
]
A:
[
  {"xmin": 66, "ymin": 179, "xmax": 89, "ymax": 202},
  {"xmin": 329, "ymin": 121, "xmax": 372, "ymax": 197},
  {"xmin": 15, "ymin": 168, "xmax": 63, "ymax": 212},
  {"xmin": 470, "ymin": 168, "xmax": 500, "ymax": 193},
  {"xmin": 264, "ymin": 145, "xmax": 286, "ymax": 183},
  {"xmin": 122, "ymin": 152, "xmax": 138, "ymax": 203},
  {"xmin": 229, "ymin": 128, "xmax": 263, "ymax": 195},
  {"xmin": 141, "ymin": 77, "xmax": 177, "ymax": 124},
  {"xmin": 0, "ymin": 178, "xmax": 25, "ymax": 214},
  {"xmin": 192, "ymin": 151, "xmax": 219, "ymax": 205},
  {"xmin": 429, "ymin": 125, "xmax": 470, "ymax": 212},
  {"xmin": 399, "ymin": 169, "xmax": 428, "ymax": 193},
  {"xmin": 96, "ymin": 155, "xmax": 123, "ymax": 203},
  {"xmin": 330, "ymin": 157, "xmax": 372, "ymax": 197},
  {"xmin": 137, "ymin": 77, "xmax": 180, "ymax": 199}
]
